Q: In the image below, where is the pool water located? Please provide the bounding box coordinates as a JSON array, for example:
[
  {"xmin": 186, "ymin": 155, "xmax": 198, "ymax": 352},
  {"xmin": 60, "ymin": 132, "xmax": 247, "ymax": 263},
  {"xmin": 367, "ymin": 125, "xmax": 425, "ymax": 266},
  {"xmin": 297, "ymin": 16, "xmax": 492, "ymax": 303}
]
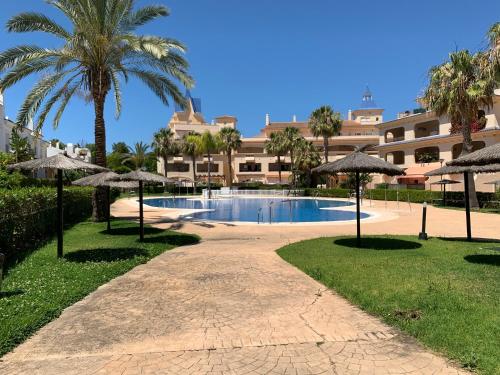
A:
[{"xmin": 143, "ymin": 197, "xmax": 369, "ymax": 223}]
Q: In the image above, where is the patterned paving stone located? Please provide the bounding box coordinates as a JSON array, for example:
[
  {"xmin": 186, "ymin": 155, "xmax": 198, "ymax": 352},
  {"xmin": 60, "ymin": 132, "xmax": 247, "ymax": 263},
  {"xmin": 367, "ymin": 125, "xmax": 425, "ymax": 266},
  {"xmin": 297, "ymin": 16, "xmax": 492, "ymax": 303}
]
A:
[{"xmin": 0, "ymin": 218, "xmax": 470, "ymax": 374}]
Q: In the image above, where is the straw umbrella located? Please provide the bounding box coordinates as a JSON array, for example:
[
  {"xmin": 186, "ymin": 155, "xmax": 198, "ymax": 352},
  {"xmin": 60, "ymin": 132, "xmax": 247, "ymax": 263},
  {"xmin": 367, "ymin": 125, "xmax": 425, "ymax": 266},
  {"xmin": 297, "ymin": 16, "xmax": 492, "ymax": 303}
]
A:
[
  {"xmin": 111, "ymin": 171, "xmax": 174, "ymax": 241},
  {"xmin": 8, "ymin": 153, "xmax": 108, "ymax": 257},
  {"xmin": 72, "ymin": 172, "xmax": 138, "ymax": 231},
  {"xmin": 425, "ymin": 163, "xmax": 500, "ymax": 241},
  {"xmin": 430, "ymin": 179, "xmax": 461, "ymax": 206},
  {"xmin": 313, "ymin": 150, "xmax": 405, "ymax": 246},
  {"xmin": 448, "ymin": 143, "xmax": 500, "ymax": 166}
]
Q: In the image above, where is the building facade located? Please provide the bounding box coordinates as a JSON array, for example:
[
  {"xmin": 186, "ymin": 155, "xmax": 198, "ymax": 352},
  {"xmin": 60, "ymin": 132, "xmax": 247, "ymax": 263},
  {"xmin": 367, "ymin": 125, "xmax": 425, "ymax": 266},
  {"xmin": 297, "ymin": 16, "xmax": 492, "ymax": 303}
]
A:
[
  {"xmin": 376, "ymin": 94, "xmax": 500, "ymax": 191},
  {"xmin": 160, "ymin": 89, "xmax": 381, "ymax": 185}
]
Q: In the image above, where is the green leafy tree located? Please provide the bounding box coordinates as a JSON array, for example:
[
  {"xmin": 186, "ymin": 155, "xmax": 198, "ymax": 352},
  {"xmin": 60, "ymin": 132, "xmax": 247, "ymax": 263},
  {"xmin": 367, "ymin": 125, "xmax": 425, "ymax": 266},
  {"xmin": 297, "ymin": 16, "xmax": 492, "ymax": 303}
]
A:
[
  {"xmin": 182, "ymin": 131, "xmax": 201, "ymax": 190},
  {"xmin": 341, "ymin": 173, "xmax": 372, "ymax": 191},
  {"xmin": 217, "ymin": 127, "xmax": 241, "ymax": 187},
  {"xmin": 265, "ymin": 132, "xmax": 287, "ymax": 184},
  {"xmin": 9, "ymin": 128, "xmax": 33, "ymax": 162},
  {"xmin": 294, "ymin": 139, "xmax": 321, "ymax": 187},
  {"xmin": 422, "ymin": 50, "xmax": 496, "ymax": 208},
  {"xmin": 198, "ymin": 131, "xmax": 220, "ymax": 198},
  {"xmin": 308, "ymin": 105, "xmax": 342, "ymax": 163},
  {"xmin": 122, "ymin": 142, "xmax": 150, "ymax": 170},
  {"xmin": 0, "ymin": 0, "xmax": 193, "ymax": 220},
  {"xmin": 112, "ymin": 142, "xmax": 130, "ymax": 154},
  {"xmin": 152, "ymin": 128, "xmax": 176, "ymax": 178}
]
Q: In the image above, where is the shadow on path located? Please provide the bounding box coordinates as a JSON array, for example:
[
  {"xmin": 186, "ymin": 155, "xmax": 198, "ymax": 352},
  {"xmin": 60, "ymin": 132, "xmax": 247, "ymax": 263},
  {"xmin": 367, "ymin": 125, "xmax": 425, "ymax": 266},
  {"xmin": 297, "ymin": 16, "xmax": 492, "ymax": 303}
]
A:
[{"xmin": 139, "ymin": 234, "xmax": 199, "ymax": 247}]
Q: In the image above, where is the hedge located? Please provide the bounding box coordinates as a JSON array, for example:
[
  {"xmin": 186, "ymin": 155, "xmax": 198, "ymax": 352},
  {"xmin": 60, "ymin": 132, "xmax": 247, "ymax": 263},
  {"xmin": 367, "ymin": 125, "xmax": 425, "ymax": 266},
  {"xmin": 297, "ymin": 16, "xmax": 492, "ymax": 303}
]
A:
[
  {"xmin": 304, "ymin": 188, "xmax": 498, "ymax": 206},
  {"xmin": 0, "ymin": 187, "xmax": 93, "ymax": 264}
]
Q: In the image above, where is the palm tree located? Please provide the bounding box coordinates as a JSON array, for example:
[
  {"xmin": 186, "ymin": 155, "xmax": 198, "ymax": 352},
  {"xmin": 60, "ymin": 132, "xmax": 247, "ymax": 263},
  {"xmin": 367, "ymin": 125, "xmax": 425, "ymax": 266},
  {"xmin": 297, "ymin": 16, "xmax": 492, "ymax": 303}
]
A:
[
  {"xmin": 294, "ymin": 139, "xmax": 321, "ymax": 187},
  {"xmin": 422, "ymin": 50, "xmax": 496, "ymax": 208},
  {"xmin": 282, "ymin": 126, "xmax": 303, "ymax": 186},
  {"xmin": 198, "ymin": 131, "xmax": 220, "ymax": 198},
  {"xmin": 112, "ymin": 142, "xmax": 130, "ymax": 154},
  {"xmin": 0, "ymin": 0, "xmax": 192, "ymax": 220},
  {"xmin": 486, "ymin": 23, "xmax": 500, "ymax": 84},
  {"xmin": 122, "ymin": 141, "xmax": 150, "ymax": 170},
  {"xmin": 308, "ymin": 106, "xmax": 342, "ymax": 163},
  {"xmin": 217, "ymin": 127, "xmax": 241, "ymax": 187},
  {"xmin": 152, "ymin": 128, "xmax": 176, "ymax": 178},
  {"xmin": 9, "ymin": 128, "xmax": 33, "ymax": 162},
  {"xmin": 182, "ymin": 131, "xmax": 201, "ymax": 191},
  {"xmin": 264, "ymin": 132, "xmax": 287, "ymax": 184}
]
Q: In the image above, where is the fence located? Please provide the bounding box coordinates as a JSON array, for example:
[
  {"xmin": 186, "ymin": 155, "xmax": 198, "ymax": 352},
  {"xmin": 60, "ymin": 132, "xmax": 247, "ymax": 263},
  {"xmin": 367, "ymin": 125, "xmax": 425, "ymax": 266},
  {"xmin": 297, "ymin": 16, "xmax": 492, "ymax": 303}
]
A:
[{"xmin": 202, "ymin": 189, "xmax": 304, "ymax": 198}]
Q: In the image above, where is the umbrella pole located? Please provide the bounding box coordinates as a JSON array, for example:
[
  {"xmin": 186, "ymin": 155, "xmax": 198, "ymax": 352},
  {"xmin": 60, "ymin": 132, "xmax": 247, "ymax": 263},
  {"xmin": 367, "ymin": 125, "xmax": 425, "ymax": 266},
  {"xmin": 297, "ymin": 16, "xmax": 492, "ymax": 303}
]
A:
[
  {"xmin": 463, "ymin": 172, "xmax": 472, "ymax": 241},
  {"xmin": 355, "ymin": 172, "xmax": 361, "ymax": 247},
  {"xmin": 57, "ymin": 169, "xmax": 63, "ymax": 258},
  {"xmin": 139, "ymin": 180, "xmax": 144, "ymax": 242},
  {"xmin": 443, "ymin": 184, "xmax": 446, "ymax": 207},
  {"xmin": 107, "ymin": 187, "xmax": 111, "ymax": 232}
]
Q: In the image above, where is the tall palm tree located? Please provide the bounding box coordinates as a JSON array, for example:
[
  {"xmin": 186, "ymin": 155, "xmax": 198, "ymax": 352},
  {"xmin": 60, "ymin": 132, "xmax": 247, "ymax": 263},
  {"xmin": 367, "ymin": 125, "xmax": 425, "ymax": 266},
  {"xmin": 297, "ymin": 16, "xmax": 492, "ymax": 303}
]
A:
[
  {"xmin": 9, "ymin": 128, "xmax": 33, "ymax": 162},
  {"xmin": 422, "ymin": 50, "xmax": 496, "ymax": 208},
  {"xmin": 264, "ymin": 132, "xmax": 287, "ymax": 184},
  {"xmin": 217, "ymin": 127, "xmax": 241, "ymax": 187},
  {"xmin": 282, "ymin": 126, "xmax": 303, "ymax": 186},
  {"xmin": 0, "ymin": 0, "xmax": 192, "ymax": 220},
  {"xmin": 152, "ymin": 128, "xmax": 176, "ymax": 177},
  {"xmin": 198, "ymin": 131, "xmax": 220, "ymax": 198},
  {"xmin": 294, "ymin": 139, "xmax": 321, "ymax": 187},
  {"xmin": 486, "ymin": 22, "xmax": 500, "ymax": 82},
  {"xmin": 308, "ymin": 106, "xmax": 342, "ymax": 163},
  {"xmin": 182, "ymin": 131, "xmax": 201, "ymax": 191},
  {"xmin": 122, "ymin": 141, "xmax": 150, "ymax": 170}
]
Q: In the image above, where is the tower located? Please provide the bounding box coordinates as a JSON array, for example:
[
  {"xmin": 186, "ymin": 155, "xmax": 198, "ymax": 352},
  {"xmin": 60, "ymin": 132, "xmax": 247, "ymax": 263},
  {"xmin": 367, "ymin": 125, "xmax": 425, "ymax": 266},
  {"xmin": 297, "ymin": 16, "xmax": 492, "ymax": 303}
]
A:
[{"xmin": 351, "ymin": 86, "xmax": 384, "ymax": 125}]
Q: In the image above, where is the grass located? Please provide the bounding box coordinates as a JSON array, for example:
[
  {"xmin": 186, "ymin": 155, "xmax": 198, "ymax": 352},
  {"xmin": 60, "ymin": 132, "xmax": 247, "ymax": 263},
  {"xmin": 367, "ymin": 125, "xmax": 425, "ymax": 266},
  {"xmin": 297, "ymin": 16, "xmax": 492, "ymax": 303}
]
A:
[
  {"xmin": 433, "ymin": 205, "xmax": 500, "ymax": 215},
  {"xmin": 277, "ymin": 236, "xmax": 500, "ymax": 374},
  {"xmin": 0, "ymin": 220, "xmax": 199, "ymax": 357}
]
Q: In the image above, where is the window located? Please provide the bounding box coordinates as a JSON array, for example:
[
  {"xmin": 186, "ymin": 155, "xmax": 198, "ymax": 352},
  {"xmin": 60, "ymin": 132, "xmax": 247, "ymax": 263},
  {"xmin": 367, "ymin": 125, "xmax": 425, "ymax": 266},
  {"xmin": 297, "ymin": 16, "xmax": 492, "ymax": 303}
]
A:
[
  {"xmin": 268, "ymin": 163, "xmax": 291, "ymax": 172},
  {"xmin": 239, "ymin": 163, "xmax": 261, "ymax": 172},
  {"xmin": 167, "ymin": 163, "xmax": 189, "ymax": 172},
  {"xmin": 197, "ymin": 163, "xmax": 219, "ymax": 173}
]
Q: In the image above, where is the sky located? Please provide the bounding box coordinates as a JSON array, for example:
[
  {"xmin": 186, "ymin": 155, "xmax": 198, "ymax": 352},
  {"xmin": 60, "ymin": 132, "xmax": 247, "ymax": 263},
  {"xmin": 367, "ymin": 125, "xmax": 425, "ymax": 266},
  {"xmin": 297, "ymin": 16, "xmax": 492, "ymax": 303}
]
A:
[{"xmin": 0, "ymin": 0, "xmax": 499, "ymax": 150}]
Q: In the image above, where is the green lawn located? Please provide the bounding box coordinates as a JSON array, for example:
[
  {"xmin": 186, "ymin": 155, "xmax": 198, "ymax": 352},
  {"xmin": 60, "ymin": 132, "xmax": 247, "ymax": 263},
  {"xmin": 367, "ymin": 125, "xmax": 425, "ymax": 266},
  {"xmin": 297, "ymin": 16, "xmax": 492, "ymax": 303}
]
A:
[
  {"xmin": 277, "ymin": 236, "xmax": 500, "ymax": 374},
  {"xmin": 0, "ymin": 220, "xmax": 199, "ymax": 357}
]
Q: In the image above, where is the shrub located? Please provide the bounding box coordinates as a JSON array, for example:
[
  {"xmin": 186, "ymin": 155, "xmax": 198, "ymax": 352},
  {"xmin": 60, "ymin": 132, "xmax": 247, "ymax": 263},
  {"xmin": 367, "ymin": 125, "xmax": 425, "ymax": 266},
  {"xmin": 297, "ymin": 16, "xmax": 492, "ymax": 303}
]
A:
[{"xmin": 0, "ymin": 187, "xmax": 93, "ymax": 264}]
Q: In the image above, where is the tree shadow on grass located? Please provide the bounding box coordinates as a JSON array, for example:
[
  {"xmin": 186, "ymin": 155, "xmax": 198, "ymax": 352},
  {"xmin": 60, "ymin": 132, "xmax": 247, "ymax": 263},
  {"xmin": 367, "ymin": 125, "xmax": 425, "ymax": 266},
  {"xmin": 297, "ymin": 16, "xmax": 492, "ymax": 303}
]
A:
[
  {"xmin": 100, "ymin": 226, "xmax": 163, "ymax": 236},
  {"xmin": 334, "ymin": 237, "xmax": 422, "ymax": 250},
  {"xmin": 64, "ymin": 247, "xmax": 148, "ymax": 263},
  {"xmin": 439, "ymin": 237, "xmax": 500, "ymax": 243},
  {"xmin": 140, "ymin": 234, "xmax": 199, "ymax": 247},
  {"xmin": 0, "ymin": 290, "xmax": 24, "ymax": 299},
  {"xmin": 464, "ymin": 254, "xmax": 500, "ymax": 266}
]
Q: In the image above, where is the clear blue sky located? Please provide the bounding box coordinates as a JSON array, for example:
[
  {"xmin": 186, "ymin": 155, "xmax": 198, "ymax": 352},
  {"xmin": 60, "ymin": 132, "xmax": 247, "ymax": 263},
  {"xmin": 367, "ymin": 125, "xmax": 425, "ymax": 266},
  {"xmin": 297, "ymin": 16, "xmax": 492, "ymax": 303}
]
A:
[{"xmin": 0, "ymin": 0, "xmax": 499, "ymax": 149}]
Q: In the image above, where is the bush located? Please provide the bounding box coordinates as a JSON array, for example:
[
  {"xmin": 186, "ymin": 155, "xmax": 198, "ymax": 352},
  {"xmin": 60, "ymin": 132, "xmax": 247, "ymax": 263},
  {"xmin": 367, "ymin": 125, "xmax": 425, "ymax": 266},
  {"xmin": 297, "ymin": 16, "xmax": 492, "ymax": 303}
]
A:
[
  {"xmin": 0, "ymin": 187, "xmax": 93, "ymax": 264},
  {"xmin": 305, "ymin": 188, "xmax": 497, "ymax": 207}
]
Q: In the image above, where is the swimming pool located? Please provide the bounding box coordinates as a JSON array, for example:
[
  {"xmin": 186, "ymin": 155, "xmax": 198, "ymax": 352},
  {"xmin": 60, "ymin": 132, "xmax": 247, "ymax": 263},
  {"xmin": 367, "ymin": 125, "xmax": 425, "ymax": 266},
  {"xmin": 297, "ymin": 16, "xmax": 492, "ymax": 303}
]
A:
[{"xmin": 143, "ymin": 197, "xmax": 370, "ymax": 223}]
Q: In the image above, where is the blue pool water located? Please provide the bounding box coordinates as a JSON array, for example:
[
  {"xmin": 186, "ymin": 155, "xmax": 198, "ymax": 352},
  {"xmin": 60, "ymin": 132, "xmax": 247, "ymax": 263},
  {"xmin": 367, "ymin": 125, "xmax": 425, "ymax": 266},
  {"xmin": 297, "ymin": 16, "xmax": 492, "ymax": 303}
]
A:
[{"xmin": 143, "ymin": 197, "xmax": 369, "ymax": 223}]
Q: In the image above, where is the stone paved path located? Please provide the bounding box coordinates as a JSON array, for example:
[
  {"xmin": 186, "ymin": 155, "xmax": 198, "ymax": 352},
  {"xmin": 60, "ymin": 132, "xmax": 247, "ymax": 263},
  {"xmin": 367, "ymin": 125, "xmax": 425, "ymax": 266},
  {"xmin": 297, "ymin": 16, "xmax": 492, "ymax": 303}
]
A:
[{"xmin": 0, "ymin": 225, "xmax": 469, "ymax": 374}]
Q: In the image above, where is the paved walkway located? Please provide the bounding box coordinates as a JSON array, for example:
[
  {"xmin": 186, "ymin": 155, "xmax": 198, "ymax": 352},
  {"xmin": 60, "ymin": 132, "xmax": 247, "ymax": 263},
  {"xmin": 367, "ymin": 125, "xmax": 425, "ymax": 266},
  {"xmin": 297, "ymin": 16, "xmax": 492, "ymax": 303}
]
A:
[{"xmin": 2, "ymin": 198, "xmax": 495, "ymax": 374}]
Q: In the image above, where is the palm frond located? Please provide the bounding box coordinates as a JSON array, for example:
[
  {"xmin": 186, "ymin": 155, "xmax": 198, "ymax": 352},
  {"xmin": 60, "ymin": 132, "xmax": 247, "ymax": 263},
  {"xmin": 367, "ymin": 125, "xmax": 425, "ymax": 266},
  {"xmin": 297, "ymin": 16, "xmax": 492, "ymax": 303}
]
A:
[
  {"xmin": 36, "ymin": 80, "xmax": 78, "ymax": 131},
  {"xmin": 125, "ymin": 5, "xmax": 169, "ymax": 28},
  {"xmin": 109, "ymin": 69, "xmax": 122, "ymax": 118},
  {"xmin": 53, "ymin": 83, "xmax": 79, "ymax": 129},
  {"xmin": 7, "ymin": 12, "xmax": 70, "ymax": 39},
  {"xmin": 0, "ymin": 59, "xmax": 57, "ymax": 90},
  {"xmin": 0, "ymin": 45, "xmax": 60, "ymax": 71}
]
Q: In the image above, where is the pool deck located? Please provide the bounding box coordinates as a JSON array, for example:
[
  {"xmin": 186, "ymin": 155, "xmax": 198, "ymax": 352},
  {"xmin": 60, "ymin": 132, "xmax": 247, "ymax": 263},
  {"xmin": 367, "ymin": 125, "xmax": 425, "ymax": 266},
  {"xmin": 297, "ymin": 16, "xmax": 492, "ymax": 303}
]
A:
[{"xmin": 1, "ymin": 196, "xmax": 497, "ymax": 374}]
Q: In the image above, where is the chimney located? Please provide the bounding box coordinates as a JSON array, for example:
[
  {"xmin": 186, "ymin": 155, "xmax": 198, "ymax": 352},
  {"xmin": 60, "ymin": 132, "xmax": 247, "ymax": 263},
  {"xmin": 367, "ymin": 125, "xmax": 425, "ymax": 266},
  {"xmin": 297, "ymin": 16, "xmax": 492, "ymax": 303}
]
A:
[
  {"xmin": 347, "ymin": 109, "xmax": 352, "ymax": 121},
  {"xmin": 265, "ymin": 113, "xmax": 270, "ymax": 126},
  {"xmin": 27, "ymin": 118, "xmax": 34, "ymax": 131},
  {"xmin": 292, "ymin": 114, "xmax": 297, "ymax": 123}
]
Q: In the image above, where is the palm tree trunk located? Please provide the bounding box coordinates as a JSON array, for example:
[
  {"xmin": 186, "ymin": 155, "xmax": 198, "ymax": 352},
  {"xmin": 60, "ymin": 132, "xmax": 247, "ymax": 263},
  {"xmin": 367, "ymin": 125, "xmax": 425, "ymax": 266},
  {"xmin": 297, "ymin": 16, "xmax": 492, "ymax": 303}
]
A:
[
  {"xmin": 290, "ymin": 150, "xmax": 295, "ymax": 187},
  {"xmin": 227, "ymin": 150, "xmax": 232, "ymax": 188},
  {"xmin": 191, "ymin": 154, "xmax": 197, "ymax": 194},
  {"xmin": 461, "ymin": 118, "xmax": 479, "ymax": 209},
  {"xmin": 163, "ymin": 152, "xmax": 168, "ymax": 178},
  {"xmin": 323, "ymin": 137, "xmax": 329, "ymax": 163},
  {"xmin": 92, "ymin": 92, "xmax": 108, "ymax": 221},
  {"xmin": 277, "ymin": 155, "xmax": 282, "ymax": 184}
]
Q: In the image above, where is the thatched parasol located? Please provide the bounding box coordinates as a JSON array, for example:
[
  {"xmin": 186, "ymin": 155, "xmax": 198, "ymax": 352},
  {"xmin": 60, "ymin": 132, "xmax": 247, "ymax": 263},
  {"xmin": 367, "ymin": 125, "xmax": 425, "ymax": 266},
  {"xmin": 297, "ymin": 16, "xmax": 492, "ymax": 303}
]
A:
[
  {"xmin": 448, "ymin": 143, "xmax": 500, "ymax": 166},
  {"xmin": 73, "ymin": 172, "xmax": 138, "ymax": 231},
  {"xmin": 110, "ymin": 171, "xmax": 174, "ymax": 241},
  {"xmin": 8, "ymin": 153, "xmax": 108, "ymax": 257},
  {"xmin": 312, "ymin": 150, "xmax": 405, "ymax": 246},
  {"xmin": 429, "ymin": 179, "xmax": 461, "ymax": 206},
  {"xmin": 425, "ymin": 163, "xmax": 500, "ymax": 240}
]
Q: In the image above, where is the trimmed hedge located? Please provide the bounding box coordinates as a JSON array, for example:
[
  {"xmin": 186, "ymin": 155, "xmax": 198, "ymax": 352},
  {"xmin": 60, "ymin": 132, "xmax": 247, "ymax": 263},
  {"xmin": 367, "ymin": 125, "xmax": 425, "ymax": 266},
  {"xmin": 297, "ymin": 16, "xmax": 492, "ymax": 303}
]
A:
[
  {"xmin": 304, "ymin": 188, "xmax": 498, "ymax": 206},
  {"xmin": 0, "ymin": 187, "xmax": 93, "ymax": 264}
]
